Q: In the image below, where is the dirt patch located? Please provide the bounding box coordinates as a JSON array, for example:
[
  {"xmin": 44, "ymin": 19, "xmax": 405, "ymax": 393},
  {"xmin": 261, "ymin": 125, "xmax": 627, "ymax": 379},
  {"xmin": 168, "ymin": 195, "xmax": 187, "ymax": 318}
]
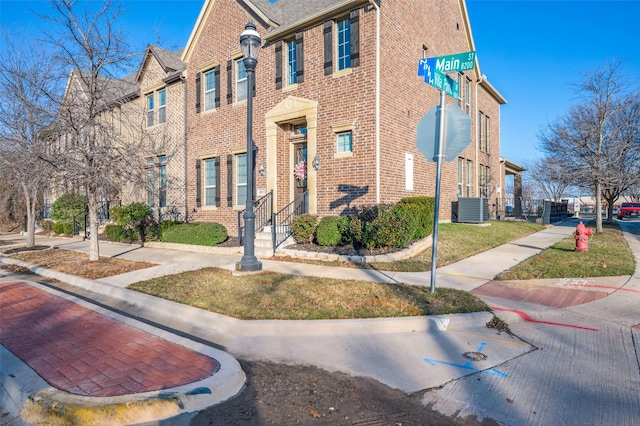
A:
[
  {"xmin": 191, "ymin": 360, "xmax": 497, "ymax": 426},
  {"xmin": 7, "ymin": 247, "xmax": 156, "ymax": 280}
]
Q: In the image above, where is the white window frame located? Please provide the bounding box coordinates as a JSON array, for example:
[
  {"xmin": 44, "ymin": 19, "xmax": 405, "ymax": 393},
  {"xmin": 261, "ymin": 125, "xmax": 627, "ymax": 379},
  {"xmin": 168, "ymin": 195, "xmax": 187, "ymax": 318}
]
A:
[
  {"xmin": 285, "ymin": 39, "xmax": 297, "ymax": 86},
  {"xmin": 146, "ymin": 93, "xmax": 154, "ymax": 127},
  {"xmin": 158, "ymin": 155, "xmax": 167, "ymax": 208},
  {"xmin": 336, "ymin": 131, "xmax": 353, "ymax": 154},
  {"xmin": 466, "ymin": 160, "xmax": 472, "ymax": 197},
  {"xmin": 458, "ymin": 158, "xmax": 464, "ymax": 196},
  {"xmin": 158, "ymin": 88, "xmax": 166, "ymax": 124},
  {"xmin": 204, "ymin": 69, "xmax": 216, "ymax": 111},
  {"xmin": 204, "ymin": 158, "xmax": 217, "ymax": 207},
  {"xmin": 236, "ymin": 59, "xmax": 247, "ymax": 102},
  {"xmin": 336, "ymin": 17, "xmax": 351, "ymax": 71},
  {"xmin": 485, "ymin": 115, "xmax": 490, "ymax": 152},
  {"xmin": 236, "ymin": 153, "xmax": 247, "ymax": 206},
  {"xmin": 465, "ymin": 76, "xmax": 471, "ymax": 115}
]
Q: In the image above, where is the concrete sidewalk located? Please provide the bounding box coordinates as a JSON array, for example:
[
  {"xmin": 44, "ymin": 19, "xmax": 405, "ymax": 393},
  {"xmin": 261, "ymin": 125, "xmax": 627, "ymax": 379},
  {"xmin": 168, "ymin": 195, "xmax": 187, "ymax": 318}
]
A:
[{"xmin": 2, "ymin": 218, "xmax": 636, "ymax": 425}]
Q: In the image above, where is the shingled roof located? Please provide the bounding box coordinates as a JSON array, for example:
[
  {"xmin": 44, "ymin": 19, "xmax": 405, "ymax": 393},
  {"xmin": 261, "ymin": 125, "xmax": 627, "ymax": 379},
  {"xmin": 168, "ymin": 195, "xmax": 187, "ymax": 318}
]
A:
[{"xmin": 245, "ymin": 0, "xmax": 349, "ymax": 27}]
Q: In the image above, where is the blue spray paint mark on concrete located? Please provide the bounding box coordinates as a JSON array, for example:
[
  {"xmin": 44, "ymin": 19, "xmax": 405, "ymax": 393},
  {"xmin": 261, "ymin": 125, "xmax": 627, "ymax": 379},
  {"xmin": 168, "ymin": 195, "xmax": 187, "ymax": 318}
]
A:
[{"xmin": 423, "ymin": 342, "xmax": 508, "ymax": 379}]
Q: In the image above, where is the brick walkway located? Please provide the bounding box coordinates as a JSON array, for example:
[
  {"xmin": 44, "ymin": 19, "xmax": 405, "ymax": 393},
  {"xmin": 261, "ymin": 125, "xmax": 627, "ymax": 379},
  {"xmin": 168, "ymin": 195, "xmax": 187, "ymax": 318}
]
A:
[
  {"xmin": 472, "ymin": 280, "xmax": 608, "ymax": 308},
  {"xmin": 0, "ymin": 281, "xmax": 219, "ymax": 397}
]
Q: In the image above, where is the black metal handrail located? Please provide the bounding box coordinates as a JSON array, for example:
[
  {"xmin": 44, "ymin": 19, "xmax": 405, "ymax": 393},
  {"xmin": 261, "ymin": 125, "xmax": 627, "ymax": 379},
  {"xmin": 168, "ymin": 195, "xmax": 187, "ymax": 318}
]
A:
[
  {"xmin": 238, "ymin": 190, "xmax": 273, "ymax": 245},
  {"xmin": 272, "ymin": 191, "xmax": 308, "ymax": 249}
]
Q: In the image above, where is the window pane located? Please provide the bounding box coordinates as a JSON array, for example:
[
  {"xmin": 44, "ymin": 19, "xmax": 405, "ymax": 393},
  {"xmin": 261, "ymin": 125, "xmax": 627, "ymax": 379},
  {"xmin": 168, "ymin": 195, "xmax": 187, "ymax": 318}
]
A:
[
  {"xmin": 147, "ymin": 168, "xmax": 155, "ymax": 207},
  {"xmin": 204, "ymin": 70, "xmax": 215, "ymax": 110},
  {"xmin": 337, "ymin": 131, "xmax": 352, "ymax": 153},
  {"xmin": 158, "ymin": 89, "xmax": 166, "ymax": 123},
  {"xmin": 146, "ymin": 94, "xmax": 154, "ymax": 127},
  {"xmin": 236, "ymin": 154, "xmax": 247, "ymax": 205},
  {"xmin": 236, "ymin": 60, "xmax": 247, "ymax": 101},
  {"xmin": 337, "ymin": 18, "xmax": 351, "ymax": 70},
  {"xmin": 159, "ymin": 165, "xmax": 166, "ymax": 208},
  {"xmin": 204, "ymin": 158, "xmax": 217, "ymax": 206},
  {"xmin": 286, "ymin": 40, "xmax": 297, "ymax": 85}
]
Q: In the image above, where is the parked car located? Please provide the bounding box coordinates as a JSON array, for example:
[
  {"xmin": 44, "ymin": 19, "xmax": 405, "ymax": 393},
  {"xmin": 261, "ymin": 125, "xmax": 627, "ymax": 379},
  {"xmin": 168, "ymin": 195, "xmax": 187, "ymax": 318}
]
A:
[{"xmin": 617, "ymin": 202, "xmax": 640, "ymax": 219}]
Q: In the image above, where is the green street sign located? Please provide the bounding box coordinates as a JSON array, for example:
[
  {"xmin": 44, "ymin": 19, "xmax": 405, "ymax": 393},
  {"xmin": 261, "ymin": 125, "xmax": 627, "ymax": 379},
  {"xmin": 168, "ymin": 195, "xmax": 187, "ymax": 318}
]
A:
[
  {"xmin": 417, "ymin": 51, "xmax": 474, "ymax": 99},
  {"xmin": 433, "ymin": 51, "xmax": 475, "ymax": 73}
]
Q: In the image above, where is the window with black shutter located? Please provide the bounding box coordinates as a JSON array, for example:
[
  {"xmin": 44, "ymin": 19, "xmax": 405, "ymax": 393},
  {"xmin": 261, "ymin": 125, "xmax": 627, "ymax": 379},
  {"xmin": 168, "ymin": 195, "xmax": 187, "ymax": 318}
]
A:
[
  {"xmin": 226, "ymin": 154, "xmax": 233, "ymax": 207},
  {"xmin": 195, "ymin": 72, "xmax": 201, "ymax": 113},
  {"xmin": 323, "ymin": 20, "xmax": 333, "ymax": 75},
  {"xmin": 195, "ymin": 159, "xmax": 201, "ymax": 207},
  {"xmin": 296, "ymin": 32, "xmax": 305, "ymax": 82},
  {"xmin": 226, "ymin": 60, "xmax": 232, "ymax": 104}
]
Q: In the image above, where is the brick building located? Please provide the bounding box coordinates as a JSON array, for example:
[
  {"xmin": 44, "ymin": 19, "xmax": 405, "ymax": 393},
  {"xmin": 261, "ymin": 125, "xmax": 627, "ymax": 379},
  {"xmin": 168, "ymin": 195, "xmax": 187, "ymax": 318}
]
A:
[
  {"xmin": 53, "ymin": 0, "xmax": 512, "ymax": 247},
  {"xmin": 182, "ymin": 0, "xmax": 506, "ymax": 233}
]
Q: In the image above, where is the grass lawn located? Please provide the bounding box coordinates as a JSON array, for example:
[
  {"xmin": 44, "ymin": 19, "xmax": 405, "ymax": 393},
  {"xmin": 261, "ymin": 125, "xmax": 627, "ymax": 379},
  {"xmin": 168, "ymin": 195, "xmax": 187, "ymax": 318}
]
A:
[
  {"xmin": 5, "ymin": 220, "xmax": 634, "ymax": 321},
  {"xmin": 496, "ymin": 223, "xmax": 634, "ymax": 280},
  {"xmin": 128, "ymin": 268, "xmax": 489, "ymax": 320}
]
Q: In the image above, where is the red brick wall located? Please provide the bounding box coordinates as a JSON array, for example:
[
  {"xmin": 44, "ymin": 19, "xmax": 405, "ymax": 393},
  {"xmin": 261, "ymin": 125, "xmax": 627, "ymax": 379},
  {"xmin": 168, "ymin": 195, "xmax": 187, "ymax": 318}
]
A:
[{"xmin": 185, "ymin": 0, "xmax": 504, "ymax": 231}]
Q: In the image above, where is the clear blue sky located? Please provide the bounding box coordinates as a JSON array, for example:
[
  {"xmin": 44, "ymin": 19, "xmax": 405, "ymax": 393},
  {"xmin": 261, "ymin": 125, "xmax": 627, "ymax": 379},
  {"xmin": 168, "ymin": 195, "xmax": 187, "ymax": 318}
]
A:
[{"xmin": 2, "ymin": 1, "xmax": 639, "ymax": 168}]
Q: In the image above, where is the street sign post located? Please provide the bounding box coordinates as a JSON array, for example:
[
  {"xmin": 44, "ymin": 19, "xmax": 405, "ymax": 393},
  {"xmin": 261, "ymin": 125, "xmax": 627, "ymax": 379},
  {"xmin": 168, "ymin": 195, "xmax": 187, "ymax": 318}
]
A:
[
  {"xmin": 416, "ymin": 51, "xmax": 475, "ymax": 293},
  {"xmin": 418, "ymin": 51, "xmax": 475, "ymax": 100}
]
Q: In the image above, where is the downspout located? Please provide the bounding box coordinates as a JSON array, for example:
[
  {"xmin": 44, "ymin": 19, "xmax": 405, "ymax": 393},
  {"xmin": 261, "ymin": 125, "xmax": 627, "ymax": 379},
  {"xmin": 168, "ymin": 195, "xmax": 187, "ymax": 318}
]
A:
[
  {"xmin": 182, "ymin": 74, "xmax": 189, "ymax": 222},
  {"xmin": 475, "ymin": 74, "xmax": 484, "ymax": 197},
  {"xmin": 369, "ymin": 0, "xmax": 381, "ymax": 203}
]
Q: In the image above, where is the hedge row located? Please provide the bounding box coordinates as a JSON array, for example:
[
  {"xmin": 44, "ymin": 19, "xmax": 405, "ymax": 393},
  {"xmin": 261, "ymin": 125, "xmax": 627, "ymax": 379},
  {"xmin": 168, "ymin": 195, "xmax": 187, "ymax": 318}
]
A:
[{"xmin": 290, "ymin": 196, "xmax": 435, "ymax": 249}]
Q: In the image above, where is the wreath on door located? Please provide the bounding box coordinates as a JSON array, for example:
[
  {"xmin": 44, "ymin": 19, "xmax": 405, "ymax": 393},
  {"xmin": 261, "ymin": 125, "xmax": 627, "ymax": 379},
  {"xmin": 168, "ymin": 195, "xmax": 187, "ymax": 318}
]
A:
[{"xmin": 294, "ymin": 160, "xmax": 307, "ymax": 182}]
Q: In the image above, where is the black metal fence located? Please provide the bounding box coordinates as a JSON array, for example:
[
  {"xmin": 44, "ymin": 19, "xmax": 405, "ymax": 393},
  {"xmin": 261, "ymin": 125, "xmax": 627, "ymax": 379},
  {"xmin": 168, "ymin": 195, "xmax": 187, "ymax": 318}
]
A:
[
  {"xmin": 271, "ymin": 191, "xmax": 308, "ymax": 249},
  {"xmin": 237, "ymin": 191, "xmax": 273, "ymax": 245}
]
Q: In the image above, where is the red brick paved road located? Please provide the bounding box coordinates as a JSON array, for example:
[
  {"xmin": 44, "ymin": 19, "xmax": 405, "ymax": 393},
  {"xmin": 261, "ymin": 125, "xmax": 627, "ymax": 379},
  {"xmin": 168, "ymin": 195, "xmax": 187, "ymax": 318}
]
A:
[
  {"xmin": 472, "ymin": 280, "xmax": 608, "ymax": 308},
  {"xmin": 0, "ymin": 281, "xmax": 219, "ymax": 397}
]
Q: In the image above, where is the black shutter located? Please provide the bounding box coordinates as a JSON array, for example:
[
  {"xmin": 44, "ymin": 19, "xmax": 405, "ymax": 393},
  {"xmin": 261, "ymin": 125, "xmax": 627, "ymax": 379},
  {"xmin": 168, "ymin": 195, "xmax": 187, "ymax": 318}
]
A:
[
  {"xmin": 215, "ymin": 157, "xmax": 221, "ymax": 207},
  {"xmin": 227, "ymin": 154, "xmax": 233, "ymax": 207},
  {"xmin": 195, "ymin": 72, "xmax": 201, "ymax": 113},
  {"xmin": 275, "ymin": 41, "xmax": 283, "ymax": 89},
  {"xmin": 296, "ymin": 32, "xmax": 304, "ymax": 82},
  {"xmin": 323, "ymin": 20, "xmax": 333, "ymax": 75},
  {"xmin": 226, "ymin": 60, "xmax": 232, "ymax": 104},
  {"xmin": 195, "ymin": 159, "xmax": 201, "ymax": 207},
  {"xmin": 214, "ymin": 65, "xmax": 221, "ymax": 108},
  {"xmin": 350, "ymin": 10, "xmax": 360, "ymax": 67}
]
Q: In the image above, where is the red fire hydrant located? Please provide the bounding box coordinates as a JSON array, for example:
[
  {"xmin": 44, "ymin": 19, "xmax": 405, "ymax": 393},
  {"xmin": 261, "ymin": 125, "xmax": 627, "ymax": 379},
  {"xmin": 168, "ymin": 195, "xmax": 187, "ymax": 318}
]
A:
[{"xmin": 575, "ymin": 221, "xmax": 593, "ymax": 252}]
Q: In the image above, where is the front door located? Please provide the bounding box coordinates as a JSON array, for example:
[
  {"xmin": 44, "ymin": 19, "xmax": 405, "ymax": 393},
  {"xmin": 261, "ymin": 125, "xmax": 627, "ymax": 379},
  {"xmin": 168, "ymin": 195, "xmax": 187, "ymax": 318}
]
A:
[{"xmin": 293, "ymin": 141, "xmax": 308, "ymax": 213}]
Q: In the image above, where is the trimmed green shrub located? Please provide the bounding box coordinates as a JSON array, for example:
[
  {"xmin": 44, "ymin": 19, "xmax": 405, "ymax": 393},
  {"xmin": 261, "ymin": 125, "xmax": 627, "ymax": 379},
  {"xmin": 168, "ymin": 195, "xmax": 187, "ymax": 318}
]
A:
[
  {"xmin": 104, "ymin": 224, "xmax": 128, "ymax": 242},
  {"xmin": 290, "ymin": 214, "xmax": 317, "ymax": 244},
  {"xmin": 315, "ymin": 216, "xmax": 343, "ymax": 246},
  {"xmin": 52, "ymin": 221, "xmax": 73, "ymax": 236},
  {"xmin": 161, "ymin": 222, "xmax": 228, "ymax": 246},
  {"xmin": 160, "ymin": 220, "xmax": 182, "ymax": 234},
  {"xmin": 395, "ymin": 196, "xmax": 435, "ymax": 239},
  {"xmin": 110, "ymin": 203, "xmax": 151, "ymax": 227},
  {"xmin": 110, "ymin": 203, "xmax": 156, "ymax": 243},
  {"xmin": 364, "ymin": 203, "xmax": 406, "ymax": 248},
  {"xmin": 50, "ymin": 193, "xmax": 87, "ymax": 221}
]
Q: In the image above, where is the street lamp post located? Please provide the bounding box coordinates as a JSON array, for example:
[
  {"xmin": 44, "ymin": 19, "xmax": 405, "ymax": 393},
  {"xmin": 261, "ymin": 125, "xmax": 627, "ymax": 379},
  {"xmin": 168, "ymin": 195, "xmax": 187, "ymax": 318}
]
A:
[{"xmin": 236, "ymin": 20, "xmax": 262, "ymax": 272}]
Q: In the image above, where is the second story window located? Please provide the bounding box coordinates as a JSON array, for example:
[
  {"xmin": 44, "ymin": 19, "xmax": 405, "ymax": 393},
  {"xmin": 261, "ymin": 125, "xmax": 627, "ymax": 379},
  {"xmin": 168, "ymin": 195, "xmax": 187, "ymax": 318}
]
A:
[
  {"xmin": 323, "ymin": 9, "xmax": 360, "ymax": 75},
  {"xmin": 336, "ymin": 17, "xmax": 351, "ymax": 71},
  {"xmin": 204, "ymin": 69, "xmax": 216, "ymax": 111},
  {"xmin": 158, "ymin": 88, "xmax": 166, "ymax": 123},
  {"xmin": 275, "ymin": 33, "xmax": 304, "ymax": 89},
  {"xmin": 236, "ymin": 59, "xmax": 247, "ymax": 101},
  {"xmin": 286, "ymin": 39, "xmax": 297, "ymax": 85},
  {"xmin": 146, "ymin": 93, "xmax": 154, "ymax": 127}
]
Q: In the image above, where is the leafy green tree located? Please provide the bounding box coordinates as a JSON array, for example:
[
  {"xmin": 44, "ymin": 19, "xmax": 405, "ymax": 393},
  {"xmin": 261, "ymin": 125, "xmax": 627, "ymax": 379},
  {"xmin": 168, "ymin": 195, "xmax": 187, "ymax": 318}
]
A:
[{"xmin": 50, "ymin": 193, "xmax": 87, "ymax": 221}]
